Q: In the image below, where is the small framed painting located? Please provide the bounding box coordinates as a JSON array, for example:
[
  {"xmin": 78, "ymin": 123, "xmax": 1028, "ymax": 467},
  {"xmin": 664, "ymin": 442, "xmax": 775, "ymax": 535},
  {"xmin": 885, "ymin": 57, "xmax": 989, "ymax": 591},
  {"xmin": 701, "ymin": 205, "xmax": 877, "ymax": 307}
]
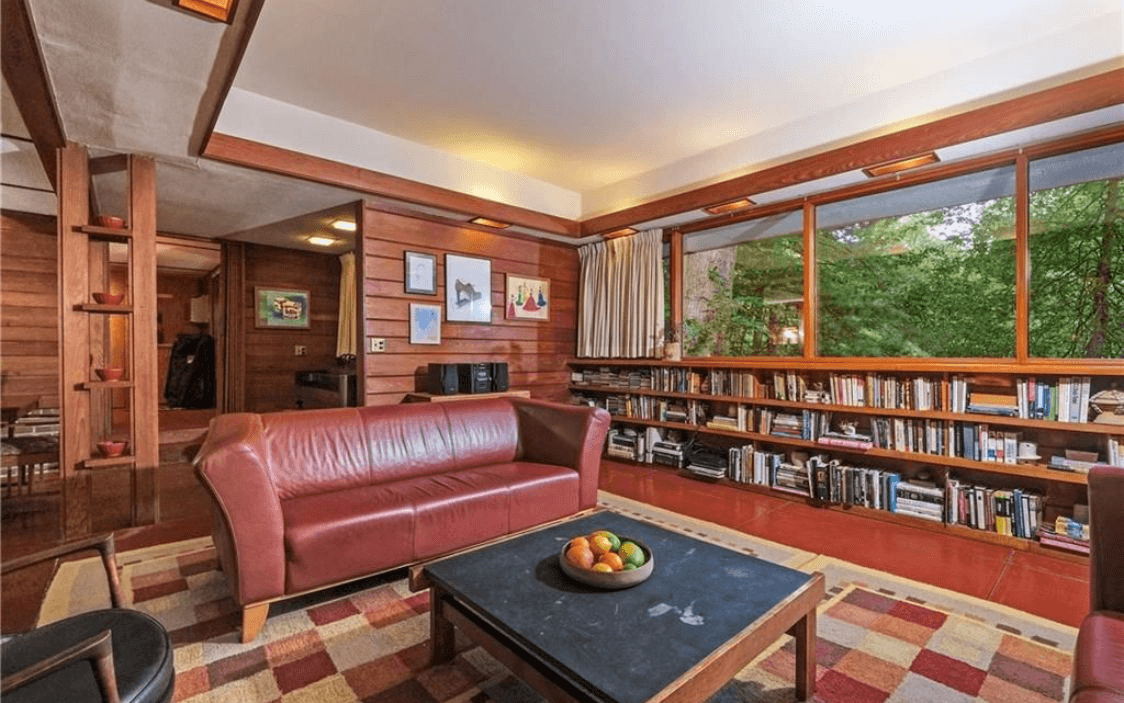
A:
[
  {"xmin": 404, "ymin": 251, "xmax": 437, "ymax": 295},
  {"xmin": 254, "ymin": 287, "xmax": 310, "ymax": 329},
  {"xmin": 505, "ymin": 274, "xmax": 550, "ymax": 321},
  {"xmin": 409, "ymin": 303, "xmax": 442, "ymax": 345},
  {"xmin": 445, "ymin": 254, "xmax": 492, "ymax": 323}
]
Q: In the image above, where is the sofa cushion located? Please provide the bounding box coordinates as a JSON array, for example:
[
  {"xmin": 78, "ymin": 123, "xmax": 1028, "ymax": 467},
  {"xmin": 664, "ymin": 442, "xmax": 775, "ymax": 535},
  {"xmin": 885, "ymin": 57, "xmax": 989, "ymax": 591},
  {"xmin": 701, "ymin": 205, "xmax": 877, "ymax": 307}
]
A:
[
  {"xmin": 442, "ymin": 399, "xmax": 519, "ymax": 470},
  {"xmin": 282, "ymin": 482, "xmax": 417, "ymax": 592},
  {"xmin": 260, "ymin": 408, "xmax": 370, "ymax": 500},
  {"xmin": 358, "ymin": 404, "xmax": 457, "ymax": 484},
  {"xmin": 1073, "ymin": 611, "xmax": 1124, "ymax": 702},
  {"xmin": 474, "ymin": 462, "xmax": 581, "ymax": 532}
]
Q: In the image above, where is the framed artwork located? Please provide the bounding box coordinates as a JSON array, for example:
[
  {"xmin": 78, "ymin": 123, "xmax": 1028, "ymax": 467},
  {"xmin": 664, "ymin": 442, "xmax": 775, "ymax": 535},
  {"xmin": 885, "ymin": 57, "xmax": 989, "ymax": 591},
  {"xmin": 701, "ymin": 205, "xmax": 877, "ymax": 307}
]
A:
[
  {"xmin": 445, "ymin": 254, "xmax": 491, "ymax": 323},
  {"xmin": 506, "ymin": 274, "xmax": 550, "ymax": 321},
  {"xmin": 254, "ymin": 287, "xmax": 310, "ymax": 329},
  {"xmin": 409, "ymin": 303, "xmax": 442, "ymax": 345},
  {"xmin": 404, "ymin": 251, "xmax": 437, "ymax": 295}
]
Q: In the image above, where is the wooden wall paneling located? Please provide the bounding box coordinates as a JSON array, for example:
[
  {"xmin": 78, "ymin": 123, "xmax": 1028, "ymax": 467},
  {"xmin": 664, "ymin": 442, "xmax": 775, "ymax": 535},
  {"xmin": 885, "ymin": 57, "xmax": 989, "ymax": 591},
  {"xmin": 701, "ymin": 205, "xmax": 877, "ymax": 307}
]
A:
[
  {"xmin": 209, "ymin": 266, "xmax": 226, "ymax": 413},
  {"xmin": 128, "ymin": 156, "xmax": 159, "ymax": 525},
  {"xmin": 1014, "ymin": 154, "xmax": 1030, "ymax": 363},
  {"xmin": 222, "ymin": 241, "xmax": 245, "ymax": 412},
  {"xmin": 581, "ymin": 68, "xmax": 1124, "ymax": 236},
  {"xmin": 0, "ymin": 0, "xmax": 66, "ymax": 188},
  {"xmin": 0, "ymin": 211, "xmax": 59, "ymax": 407},
  {"xmin": 57, "ymin": 144, "xmax": 91, "ymax": 539},
  {"xmin": 361, "ymin": 207, "xmax": 579, "ymax": 405},
  {"xmin": 802, "ymin": 202, "xmax": 817, "ymax": 359},
  {"xmin": 352, "ymin": 202, "xmax": 366, "ymax": 404}
]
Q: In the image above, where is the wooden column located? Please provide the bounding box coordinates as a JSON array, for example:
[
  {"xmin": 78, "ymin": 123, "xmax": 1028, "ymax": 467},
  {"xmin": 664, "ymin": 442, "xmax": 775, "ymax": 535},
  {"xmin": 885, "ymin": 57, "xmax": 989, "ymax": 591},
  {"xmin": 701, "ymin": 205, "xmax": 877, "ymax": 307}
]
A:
[
  {"xmin": 352, "ymin": 202, "xmax": 366, "ymax": 403},
  {"xmin": 128, "ymin": 156, "xmax": 159, "ymax": 525},
  {"xmin": 668, "ymin": 229, "xmax": 684, "ymax": 341},
  {"xmin": 802, "ymin": 201, "xmax": 817, "ymax": 359},
  {"xmin": 222, "ymin": 241, "xmax": 246, "ymax": 412},
  {"xmin": 1014, "ymin": 154, "xmax": 1030, "ymax": 362},
  {"xmin": 58, "ymin": 144, "xmax": 92, "ymax": 539}
]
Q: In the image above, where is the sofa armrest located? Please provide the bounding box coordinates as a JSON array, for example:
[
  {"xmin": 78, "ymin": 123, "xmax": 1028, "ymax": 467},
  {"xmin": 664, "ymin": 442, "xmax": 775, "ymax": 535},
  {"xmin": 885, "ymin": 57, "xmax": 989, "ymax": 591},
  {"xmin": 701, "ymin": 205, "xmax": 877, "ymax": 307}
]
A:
[
  {"xmin": 195, "ymin": 414, "xmax": 286, "ymax": 605},
  {"xmin": 1089, "ymin": 465, "xmax": 1124, "ymax": 613},
  {"xmin": 512, "ymin": 399, "xmax": 611, "ymax": 509}
]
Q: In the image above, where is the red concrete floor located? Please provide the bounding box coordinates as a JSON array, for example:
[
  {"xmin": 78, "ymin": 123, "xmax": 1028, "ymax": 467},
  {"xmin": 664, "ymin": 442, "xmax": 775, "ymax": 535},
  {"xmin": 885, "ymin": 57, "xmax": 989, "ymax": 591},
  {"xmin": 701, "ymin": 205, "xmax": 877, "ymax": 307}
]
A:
[{"xmin": 600, "ymin": 460, "xmax": 1090, "ymax": 628}]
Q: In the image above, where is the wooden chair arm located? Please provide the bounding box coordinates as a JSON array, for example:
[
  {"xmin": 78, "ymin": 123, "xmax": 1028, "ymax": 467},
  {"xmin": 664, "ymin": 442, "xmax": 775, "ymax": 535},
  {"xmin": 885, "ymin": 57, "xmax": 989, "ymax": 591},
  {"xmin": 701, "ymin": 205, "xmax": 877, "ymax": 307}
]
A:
[
  {"xmin": 0, "ymin": 628, "xmax": 120, "ymax": 703},
  {"xmin": 0, "ymin": 533, "xmax": 124, "ymax": 608}
]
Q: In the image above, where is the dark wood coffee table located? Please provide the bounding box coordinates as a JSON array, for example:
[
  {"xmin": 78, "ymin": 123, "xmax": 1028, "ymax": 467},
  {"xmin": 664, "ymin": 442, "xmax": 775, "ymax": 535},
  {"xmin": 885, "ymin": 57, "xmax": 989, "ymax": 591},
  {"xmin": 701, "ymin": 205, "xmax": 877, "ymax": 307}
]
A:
[{"xmin": 423, "ymin": 512, "xmax": 824, "ymax": 702}]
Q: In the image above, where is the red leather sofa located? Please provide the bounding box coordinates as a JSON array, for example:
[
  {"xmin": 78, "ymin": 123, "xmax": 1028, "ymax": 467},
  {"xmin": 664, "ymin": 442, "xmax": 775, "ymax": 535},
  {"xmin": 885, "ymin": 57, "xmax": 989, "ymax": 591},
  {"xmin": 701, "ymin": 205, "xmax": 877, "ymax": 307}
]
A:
[
  {"xmin": 1071, "ymin": 465, "xmax": 1124, "ymax": 702},
  {"xmin": 195, "ymin": 397, "xmax": 610, "ymax": 642}
]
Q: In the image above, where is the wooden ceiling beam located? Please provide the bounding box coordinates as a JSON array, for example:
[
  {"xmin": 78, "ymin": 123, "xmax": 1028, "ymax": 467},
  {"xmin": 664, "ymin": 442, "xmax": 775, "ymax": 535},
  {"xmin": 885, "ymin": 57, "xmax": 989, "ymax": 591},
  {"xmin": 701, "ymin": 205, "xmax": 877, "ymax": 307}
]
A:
[
  {"xmin": 202, "ymin": 132, "xmax": 582, "ymax": 237},
  {"xmin": 580, "ymin": 66, "xmax": 1124, "ymax": 236},
  {"xmin": 1, "ymin": 0, "xmax": 66, "ymax": 190}
]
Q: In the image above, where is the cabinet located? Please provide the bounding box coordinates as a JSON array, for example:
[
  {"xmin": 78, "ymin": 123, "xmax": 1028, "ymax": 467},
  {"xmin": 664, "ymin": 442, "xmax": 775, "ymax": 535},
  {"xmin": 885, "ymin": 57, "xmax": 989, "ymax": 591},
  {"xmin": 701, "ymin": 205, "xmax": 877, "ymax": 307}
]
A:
[
  {"xmin": 57, "ymin": 146, "xmax": 159, "ymax": 537},
  {"xmin": 570, "ymin": 359, "xmax": 1123, "ymax": 559}
]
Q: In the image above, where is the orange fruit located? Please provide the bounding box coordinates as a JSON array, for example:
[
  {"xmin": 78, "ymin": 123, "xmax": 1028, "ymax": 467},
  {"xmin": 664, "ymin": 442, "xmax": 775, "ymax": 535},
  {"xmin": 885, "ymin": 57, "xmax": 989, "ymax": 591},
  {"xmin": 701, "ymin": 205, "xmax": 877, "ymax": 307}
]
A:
[
  {"xmin": 568, "ymin": 536, "xmax": 590, "ymax": 551},
  {"xmin": 598, "ymin": 552, "xmax": 624, "ymax": 571},
  {"xmin": 589, "ymin": 534, "xmax": 613, "ymax": 556},
  {"xmin": 590, "ymin": 530, "xmax": 621, "ymax": 551},
  {"xmin": 591, "ymin": 563, "xmax": 614, "ymax": 573},
  {"xmin": 565, "ymin": 545, "xmax": 594, "ymax": 570}
]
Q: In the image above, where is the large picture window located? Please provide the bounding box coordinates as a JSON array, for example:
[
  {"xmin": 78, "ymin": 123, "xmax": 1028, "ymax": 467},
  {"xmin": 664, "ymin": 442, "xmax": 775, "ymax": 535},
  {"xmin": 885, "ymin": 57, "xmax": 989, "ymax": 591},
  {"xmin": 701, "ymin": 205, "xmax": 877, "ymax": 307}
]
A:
[
  {"xmin": 682, "ymin": 211, "xmax": 803, "ymax": 357},
  {"xmin": 816, "ymin": 166, "xmax": 1017, "ymax": 357},
  {"xmin": 1029, "ymin": 142, "xmax": 1124, "ymax": 359}
]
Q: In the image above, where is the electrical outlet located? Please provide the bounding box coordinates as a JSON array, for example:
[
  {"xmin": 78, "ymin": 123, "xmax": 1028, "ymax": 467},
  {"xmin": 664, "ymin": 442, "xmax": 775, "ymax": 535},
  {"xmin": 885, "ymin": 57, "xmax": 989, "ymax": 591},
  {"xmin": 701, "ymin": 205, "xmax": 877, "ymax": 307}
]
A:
[
  {"xmin": 368, "ymin": 337, "xmax": 387, "ymax": 353},
  {"xmin": 294, "ymin": 345, "xmax": 307, "ymax": 356}
]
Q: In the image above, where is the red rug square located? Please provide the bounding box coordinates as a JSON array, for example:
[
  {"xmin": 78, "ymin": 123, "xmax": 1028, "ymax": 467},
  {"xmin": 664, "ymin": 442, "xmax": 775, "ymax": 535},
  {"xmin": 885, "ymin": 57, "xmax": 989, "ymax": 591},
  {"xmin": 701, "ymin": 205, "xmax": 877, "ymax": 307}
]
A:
[{"xmin": 910, "ymin": 648, "xmax": 987, "ymax": 696}]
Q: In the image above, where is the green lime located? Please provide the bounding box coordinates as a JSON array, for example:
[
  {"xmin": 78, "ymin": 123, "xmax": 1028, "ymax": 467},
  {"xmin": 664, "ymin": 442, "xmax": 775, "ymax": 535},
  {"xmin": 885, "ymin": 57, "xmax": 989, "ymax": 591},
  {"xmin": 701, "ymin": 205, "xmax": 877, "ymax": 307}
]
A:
[
  {"xmin": 622, "ymin": 563, "xmax": 638, "ymax": 571},
  {"xmin": 591, "ymin": 530, "xmax": 621, "ymax": 551},
  {"xmin": 618, "ymin": 541, "xmax": 645, "ymax": 567}
]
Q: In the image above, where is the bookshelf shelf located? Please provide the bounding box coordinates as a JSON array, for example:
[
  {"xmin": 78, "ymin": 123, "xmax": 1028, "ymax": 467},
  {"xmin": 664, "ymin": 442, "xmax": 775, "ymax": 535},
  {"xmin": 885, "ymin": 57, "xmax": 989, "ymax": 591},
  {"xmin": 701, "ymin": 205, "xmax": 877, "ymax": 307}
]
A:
[
  {"xmin": 81, "ymin": 455, "xmax": 136, "ymax": 470},
  {"xmin": 79, "ymin": 381, "xmax": 134, "ymax": 390},
  {"xmin": 75, "ymin": 303, "xmax": 132, "ymax": 314},
  {"xmin": 77, "ymin": 225, "xmax": 133, "ymax": 242}
]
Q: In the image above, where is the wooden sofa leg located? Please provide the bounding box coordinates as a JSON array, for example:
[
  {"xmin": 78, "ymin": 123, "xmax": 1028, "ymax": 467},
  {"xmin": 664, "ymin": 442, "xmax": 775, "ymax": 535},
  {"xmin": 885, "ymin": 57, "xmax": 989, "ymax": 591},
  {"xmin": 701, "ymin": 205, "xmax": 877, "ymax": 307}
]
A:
[{"xmin": 241, "ymin": 603, "xmax": 269, "ymax": 643}]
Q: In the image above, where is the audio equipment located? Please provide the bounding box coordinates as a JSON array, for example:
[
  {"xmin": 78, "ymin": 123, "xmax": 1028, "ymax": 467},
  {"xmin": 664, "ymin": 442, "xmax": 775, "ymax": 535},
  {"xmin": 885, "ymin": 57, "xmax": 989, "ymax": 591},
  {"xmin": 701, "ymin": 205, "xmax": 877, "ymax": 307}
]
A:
[
  {"xmin": 427, "ymin": 363, "xmax": 460, "ymax": 395},
  {"xmin": 458, "ymin": 363, "xmax": 492, "ymax": 394},
  {"xmin": 490, "ymin": 362, "xmax": 509, "ymax": 392}
]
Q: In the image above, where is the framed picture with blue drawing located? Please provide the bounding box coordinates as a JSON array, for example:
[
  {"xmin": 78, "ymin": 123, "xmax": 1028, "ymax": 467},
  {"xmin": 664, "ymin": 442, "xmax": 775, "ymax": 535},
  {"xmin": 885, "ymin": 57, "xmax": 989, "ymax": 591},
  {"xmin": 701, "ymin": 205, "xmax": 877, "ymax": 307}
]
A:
[{"xmin": 444, "ymin": 254, "xmax": 491, "ymax": 324}]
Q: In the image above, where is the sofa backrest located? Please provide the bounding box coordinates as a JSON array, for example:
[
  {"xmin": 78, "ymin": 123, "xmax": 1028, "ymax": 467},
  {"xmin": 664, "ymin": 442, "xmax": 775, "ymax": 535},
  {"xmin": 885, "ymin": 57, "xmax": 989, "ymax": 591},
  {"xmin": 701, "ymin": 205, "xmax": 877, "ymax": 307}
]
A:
[{"xmin": 256, "ymin": 399, "xmax": 520, "ymax": 500}]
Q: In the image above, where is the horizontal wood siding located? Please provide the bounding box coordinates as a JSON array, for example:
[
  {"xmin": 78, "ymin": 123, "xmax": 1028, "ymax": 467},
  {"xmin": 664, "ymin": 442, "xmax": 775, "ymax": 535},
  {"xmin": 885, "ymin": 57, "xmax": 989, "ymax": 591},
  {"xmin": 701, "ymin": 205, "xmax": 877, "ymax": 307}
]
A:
[
  {"xmin": 361, "ymin": 208, "xmax": 579, "ymax": 405},
  {"xmin": 242, "ymin": 243, "xmax": 340, "ymax": 413},
  {"xmin": 1, "ymin": 210, "xmax": 59, "ymax": 407}
]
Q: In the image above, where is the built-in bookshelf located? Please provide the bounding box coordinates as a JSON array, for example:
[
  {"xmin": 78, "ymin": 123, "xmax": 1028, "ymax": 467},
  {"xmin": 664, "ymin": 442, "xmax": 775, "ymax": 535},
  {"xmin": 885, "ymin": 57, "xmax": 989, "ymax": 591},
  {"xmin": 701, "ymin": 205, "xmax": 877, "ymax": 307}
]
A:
[{"xmin": 572, "ymin": 360, "xmax": 1124, "ymax": 560}]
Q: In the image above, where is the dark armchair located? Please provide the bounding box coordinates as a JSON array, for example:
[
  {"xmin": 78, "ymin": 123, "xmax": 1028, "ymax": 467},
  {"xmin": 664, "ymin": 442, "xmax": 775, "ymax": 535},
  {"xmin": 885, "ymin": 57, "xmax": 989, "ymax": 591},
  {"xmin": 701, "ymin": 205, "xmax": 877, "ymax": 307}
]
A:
[
  {"xmin": 0, "ymin": 534, "xmax": 175, "ymax": 702},
  {"xmin": 1070, "ymin": 466, "xmax": 1124, "ymax": 702}
]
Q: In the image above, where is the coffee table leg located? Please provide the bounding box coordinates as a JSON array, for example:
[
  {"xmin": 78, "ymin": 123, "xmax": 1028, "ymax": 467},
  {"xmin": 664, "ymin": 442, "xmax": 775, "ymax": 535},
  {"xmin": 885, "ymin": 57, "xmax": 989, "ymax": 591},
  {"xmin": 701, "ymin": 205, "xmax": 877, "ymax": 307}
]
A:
[
  {"xmin": 430, "ymin": 585, "xmax": 456, "ymax": 664},
  {"xmin": 791, "ymin": 608, "xmax": 816, "ymax": 701}
]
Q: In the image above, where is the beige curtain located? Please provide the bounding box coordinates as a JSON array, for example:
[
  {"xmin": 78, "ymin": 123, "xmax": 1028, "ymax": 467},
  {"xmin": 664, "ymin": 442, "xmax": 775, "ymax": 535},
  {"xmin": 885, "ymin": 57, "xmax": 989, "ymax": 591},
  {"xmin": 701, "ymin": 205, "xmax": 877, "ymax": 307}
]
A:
[
  {"xmin": 577, "ymin": 228, "xmax": 664, "ymax": 358},
  {"xmin": 336, "ymin": 252, "xmax": 357, "ymax": 357}
]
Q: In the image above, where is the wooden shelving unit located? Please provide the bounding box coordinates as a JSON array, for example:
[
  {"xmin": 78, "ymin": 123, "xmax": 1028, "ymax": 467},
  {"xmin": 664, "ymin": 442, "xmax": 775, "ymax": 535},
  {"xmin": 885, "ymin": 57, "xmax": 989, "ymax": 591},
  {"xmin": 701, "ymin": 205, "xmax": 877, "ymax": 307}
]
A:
[
  {"xmin": 79, "ymin": 381, "xmax": 135, "ymax": 390},
  {"xmin": 81, "ymin": 455, "xmax": 136, "ymax": 470},
  {"xmin": 75, "ymin": 303, "xmax": 132, "ymax": 314},
  {"xmin": 572, "ymin": 359, "xmax": 1120, "ymax": 558},
  {"xmin": 77, "ymin": 225, "xmax": 133, "ymax": 241}
]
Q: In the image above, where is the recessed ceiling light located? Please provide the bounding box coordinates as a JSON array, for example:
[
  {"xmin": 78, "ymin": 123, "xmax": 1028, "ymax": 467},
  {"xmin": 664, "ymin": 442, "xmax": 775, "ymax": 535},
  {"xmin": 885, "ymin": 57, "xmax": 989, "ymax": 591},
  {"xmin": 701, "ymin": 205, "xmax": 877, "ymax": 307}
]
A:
[
  {"xmin": 704, "ymin": 198, "xmax": 756, "ymax": 215},
  {"xmin": 863, "ymin": 152, "xmax": 940, "ymax": 178},
  {"xmin": 173, "ymin": 0, "xmax": 238, "ymax": 22},
  {"xmin": 469, "ymin": 217, "xmax": 511, "ymax": 229},
  {"xmin": 330, "ymin": 219, "xmax": 357, "ymax": 232},
  {"xmin": 307, "ymin": 235, "xmax": 338, "ymax": 247},
  {"xmin": 603, "ymin": 227, "xmax": 638, "ymax": 239}
]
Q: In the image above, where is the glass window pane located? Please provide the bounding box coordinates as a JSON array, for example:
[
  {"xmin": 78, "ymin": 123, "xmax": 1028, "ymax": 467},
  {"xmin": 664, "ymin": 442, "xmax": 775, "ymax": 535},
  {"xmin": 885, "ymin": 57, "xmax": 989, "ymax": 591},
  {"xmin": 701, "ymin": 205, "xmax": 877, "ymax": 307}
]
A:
[
  {"xmin": 1029, "ymin": 141, "xmax": 1124, "ymax": 358},
  {"xmin": 682, "ymin": 212, "xmax": 804, "ymax": 357},
  {"xmin": 816, "ymin": 166, "xmax": 1016, "ymax": 357}
]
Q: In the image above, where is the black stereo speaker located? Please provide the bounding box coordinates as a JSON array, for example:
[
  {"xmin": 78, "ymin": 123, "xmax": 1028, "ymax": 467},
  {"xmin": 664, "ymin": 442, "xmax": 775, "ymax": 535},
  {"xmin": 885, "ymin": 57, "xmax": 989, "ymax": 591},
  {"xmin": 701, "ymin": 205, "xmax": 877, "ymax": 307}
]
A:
[
  {"xmin": 427, "ymin": 363, "xmax": 460, "ymax": 395},
  {"xmin": 490, "ymin": 362, "xmax": 509, "ymax": 392},
  {"xmin": 458, "ymin": 363, "xmax": 492, "ymax": 394}
]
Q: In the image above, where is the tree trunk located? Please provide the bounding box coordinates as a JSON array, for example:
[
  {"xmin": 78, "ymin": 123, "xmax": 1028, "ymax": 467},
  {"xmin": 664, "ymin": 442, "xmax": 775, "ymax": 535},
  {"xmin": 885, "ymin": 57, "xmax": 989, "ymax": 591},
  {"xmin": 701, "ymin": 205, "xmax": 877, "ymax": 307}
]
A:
[
  {"xmin": 1085, "ymin": 178, "xmax": 1120, "ymax": 357},
  {"xmin": 683, "ymin": 248, "xmax": 735, "ymax": 323}
]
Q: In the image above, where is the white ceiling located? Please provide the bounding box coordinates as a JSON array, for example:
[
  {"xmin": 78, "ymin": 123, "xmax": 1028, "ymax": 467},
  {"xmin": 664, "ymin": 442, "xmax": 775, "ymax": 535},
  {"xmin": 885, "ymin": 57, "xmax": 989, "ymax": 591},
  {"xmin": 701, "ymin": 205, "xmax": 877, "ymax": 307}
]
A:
[{"xmin": 4, "ymin": 0, "xmax": 1124, "ymax": 242}]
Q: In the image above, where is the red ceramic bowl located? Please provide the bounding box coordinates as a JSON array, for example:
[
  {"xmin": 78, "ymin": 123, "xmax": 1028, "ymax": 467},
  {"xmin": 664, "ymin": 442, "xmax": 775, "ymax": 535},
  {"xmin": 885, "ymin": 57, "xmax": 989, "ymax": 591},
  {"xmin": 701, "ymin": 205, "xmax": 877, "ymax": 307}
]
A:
[
  {"xmin": 97, "ymin": 440, "xmax": 128, "ymax": 458},
  {"xmin": 92, "ymin": 292, "xmax": 125, "ymax": 305},
  {"xmin": 95, "ymin": 367, "xmax": 124, "ymax": 382},
  {"xmin": 95, "ymin": 215, "xmax": 126, "ymax": 229}
]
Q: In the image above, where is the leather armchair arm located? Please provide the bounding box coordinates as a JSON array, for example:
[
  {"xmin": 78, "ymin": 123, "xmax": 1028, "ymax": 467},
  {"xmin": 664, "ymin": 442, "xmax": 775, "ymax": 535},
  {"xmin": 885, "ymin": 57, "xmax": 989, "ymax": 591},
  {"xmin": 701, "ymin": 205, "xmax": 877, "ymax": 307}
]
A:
[
  {"xmin": 512, "ymin": 399, "xmax": 611, "ymax": 509},
  {"xmin": 1, "ymin": 629, "xmax": 119, "ymax": 702},
  {"xmin": 195, "ymin": 414, "xmax": 286, "ymax": 605},
  {"xmin": 1089, "ymin": 465, "xmax": 1124, "ymax": 613}
]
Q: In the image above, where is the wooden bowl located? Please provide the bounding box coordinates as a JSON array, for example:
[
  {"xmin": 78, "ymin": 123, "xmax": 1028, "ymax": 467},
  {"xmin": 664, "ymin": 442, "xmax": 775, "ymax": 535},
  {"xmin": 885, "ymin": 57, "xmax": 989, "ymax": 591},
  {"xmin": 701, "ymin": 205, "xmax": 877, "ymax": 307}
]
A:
[
  {"xmin": 559, "ymin": 537, "xmax": 654, "ymax": 590},
  {"xmin": 95, "ymin": 367, "xmax": 124, "ymax": 382},
  {"xmin": 92, "ymin": 292, "xmax": 125, "ymax": 305},
  {"xmin": 95, "ymin": 215, "xmax": 126, "ymax": 229},
  {"xmin": 97, "ymin": 440, "xmax": 128, "ymax": 457}
]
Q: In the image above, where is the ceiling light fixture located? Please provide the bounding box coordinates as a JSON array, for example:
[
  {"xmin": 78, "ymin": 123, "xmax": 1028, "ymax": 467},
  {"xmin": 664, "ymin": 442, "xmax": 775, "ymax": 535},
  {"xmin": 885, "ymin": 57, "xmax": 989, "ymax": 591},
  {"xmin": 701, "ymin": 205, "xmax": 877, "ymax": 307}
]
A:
[
  {"xmin": 703, "ymin": 198, "xmax": 756, "ymax": 215},
  {"xmin": 863, "ymin": 152, "xmax": 940, "ymax": 178},
  {"xmin": 603, "ymin": 227, "xmax": 638, "ymax": 239},
  {"xmin": 469, "ymin": 217, "xmax": 511, "ymax": 229},
  {"xmin": 330, "ymin": 219, "xmax": 357, "ymax": 232},
  {"xmin": 173, "ymin": 0, "xmax": 238, "ymax": 22},
  {"xmin": 307, "ymin": 235, "xmax": 338, "ymax": 247}
]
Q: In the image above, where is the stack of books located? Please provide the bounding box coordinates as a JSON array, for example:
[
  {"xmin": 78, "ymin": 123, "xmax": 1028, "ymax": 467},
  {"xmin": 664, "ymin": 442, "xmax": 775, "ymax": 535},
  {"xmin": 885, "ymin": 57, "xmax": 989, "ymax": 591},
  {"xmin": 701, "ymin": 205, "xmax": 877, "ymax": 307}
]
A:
[
  {"xmin": 1037, "ymin": 516, "xmax": 1090, "ymax": 554},
  {"xmin": 893, "ymin": 481, "xmax": 944, "ymax": 523}
]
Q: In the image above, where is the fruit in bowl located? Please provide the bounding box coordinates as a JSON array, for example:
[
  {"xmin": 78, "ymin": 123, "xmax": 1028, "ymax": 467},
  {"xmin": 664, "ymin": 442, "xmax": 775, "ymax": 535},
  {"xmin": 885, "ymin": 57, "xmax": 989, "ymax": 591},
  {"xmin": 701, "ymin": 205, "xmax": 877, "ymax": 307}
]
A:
[
  {"xmin": 560, "ymin": 529, "xmax": 653, "ymax": 589},
  {"xmin": 94, "ymin": 367, "xmax": 124, "ymax": 381},
  {"xmin": 97, "ymin": 440, "xmax": 128, "ymax": 457},
  {"xmin": 92, "ymin": 292, "xmax": 125, "ymax": 305}
]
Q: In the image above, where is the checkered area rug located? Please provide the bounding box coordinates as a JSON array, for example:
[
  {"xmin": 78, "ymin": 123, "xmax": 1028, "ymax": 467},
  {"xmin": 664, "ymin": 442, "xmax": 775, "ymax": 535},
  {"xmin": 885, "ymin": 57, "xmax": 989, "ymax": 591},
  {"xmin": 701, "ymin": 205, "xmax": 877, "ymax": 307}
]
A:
[{"xmin": 40, "ymin": 498, "xmax": 1076, "ymax": 702}]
